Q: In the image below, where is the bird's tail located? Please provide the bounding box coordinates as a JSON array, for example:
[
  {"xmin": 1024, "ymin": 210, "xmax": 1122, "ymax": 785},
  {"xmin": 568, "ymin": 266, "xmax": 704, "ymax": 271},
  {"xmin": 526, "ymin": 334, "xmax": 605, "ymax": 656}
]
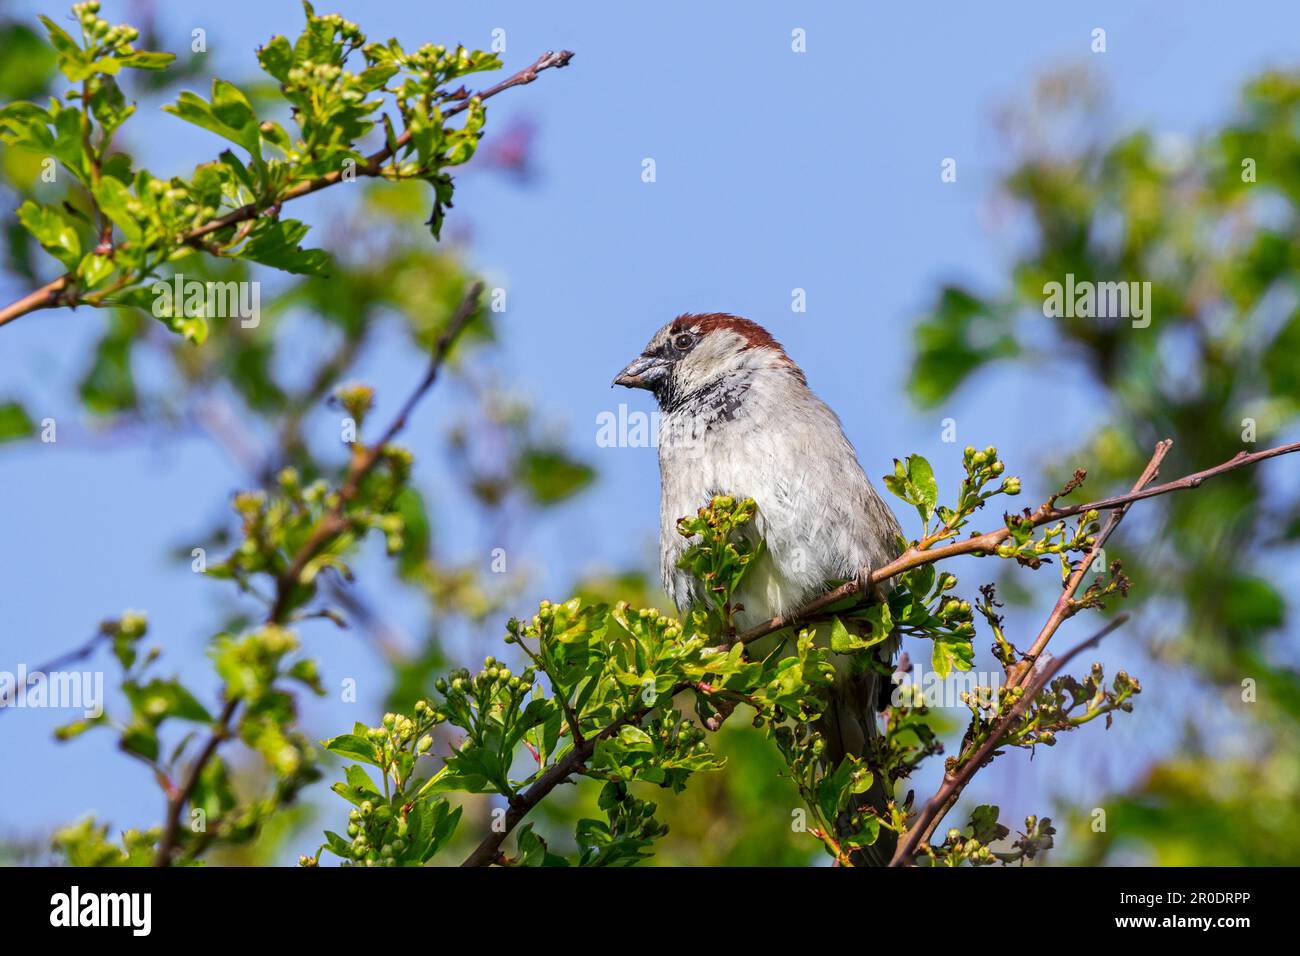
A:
[{"xmin": 817, "ymin": 655, "xmax": 896, "ymax": 867}]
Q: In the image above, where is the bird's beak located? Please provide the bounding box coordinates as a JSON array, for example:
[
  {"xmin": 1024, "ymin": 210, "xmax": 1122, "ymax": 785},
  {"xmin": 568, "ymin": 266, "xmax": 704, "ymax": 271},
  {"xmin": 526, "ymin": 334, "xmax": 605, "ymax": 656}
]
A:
[{"xmin": 612, "ymin": 354, "xmax": 668, "ymax": 390}]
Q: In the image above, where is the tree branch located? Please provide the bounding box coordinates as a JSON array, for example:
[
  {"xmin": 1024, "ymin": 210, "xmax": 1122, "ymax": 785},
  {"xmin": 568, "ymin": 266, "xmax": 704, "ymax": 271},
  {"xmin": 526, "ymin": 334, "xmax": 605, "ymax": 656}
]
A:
[
  {"xmin": 0, "ymin": 276, "xmax": 71, "ymax": 328},
  {"xmin": 267, "ymin": 282, "xmax": 484, "ymax": 623},
  {"xmin": 0, "ymin": 50, "xmax": 573, "ymax": 330},
  {"xmin": 459, "ymin": 695, "xmax": 671, "ymax": 867},
  {"xmin": 736, "ymin": 438, "xmax": 1300, "ymax": 647},
  {"xmin": 877, "ymin": 442, "xmax": 1169, "ymax": 863},
  {"xmin": 888, "ymin": 613, "xmax": 1129, "ymax": 867},
  {"xmin": 152, "ymin": 282, "xmax": 483, "ymax": 866},
  {"xmin": 183, "ymin": 51, "xmax": 574, "ymax": 247},
  {"xmin": 1004, "ymin": 439, "xmax": 1170, "ymax": 689}
]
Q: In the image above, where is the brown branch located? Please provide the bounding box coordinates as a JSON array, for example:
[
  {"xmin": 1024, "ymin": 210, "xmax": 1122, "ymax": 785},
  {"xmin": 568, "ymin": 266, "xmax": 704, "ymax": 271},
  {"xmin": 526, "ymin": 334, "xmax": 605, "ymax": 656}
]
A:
[
  {"xmin": 898, "ymin": 434, "xmax": 1164, "ymax": 852},
  {"xmin": 737, "ymin": 438, "xmax": 1300, "ymax": 647},
  {"xmin": 0, "ymin": 50, "xmax": 573, "ymax": 330},
  {"xmin": 152, "ymin": 282, "xmax": 483, "ymax": 866},
  {"xmin": 888, "ymin": 614, "xmax": 1129, "ymax": 867},
  {"xmin": 1004, "ymin": 439, "xmax": 1170, "ymax": 689},
  {"xmin": 184, "ymin": 51, "xmax": 574, "ymax": 247},
  {"xmin": 0, "ymin": 276, "xmax": 71, "ymax": 328},
  {"xmin": 459, "ymin": 697, "xmax": 669, "ymax": 867},
  {"xmin": 152, "ymin": 696, "xmax": 239, "ymax": 866},
  {"xmin": 267, "ymin": 282, "xmax": 484, "ymax": 623},
  {"xmin": 458, "ymin": 673, "xmax": 757, "ymax": 866}
]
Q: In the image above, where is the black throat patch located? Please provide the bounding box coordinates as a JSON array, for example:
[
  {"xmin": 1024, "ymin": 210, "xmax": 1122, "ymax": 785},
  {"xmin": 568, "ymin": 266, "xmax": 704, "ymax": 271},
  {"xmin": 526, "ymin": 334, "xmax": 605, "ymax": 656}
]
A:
[{"xmin": 664, "ymin": 378, "xmax": 751, "ymax": 424}]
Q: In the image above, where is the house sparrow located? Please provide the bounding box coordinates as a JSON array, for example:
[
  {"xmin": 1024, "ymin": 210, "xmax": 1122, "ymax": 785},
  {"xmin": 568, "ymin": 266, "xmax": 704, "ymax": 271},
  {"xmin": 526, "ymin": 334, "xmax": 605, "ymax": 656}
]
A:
[{"xmin": 614, "ymin": 312, "xmax": 903, "ymax": 864}]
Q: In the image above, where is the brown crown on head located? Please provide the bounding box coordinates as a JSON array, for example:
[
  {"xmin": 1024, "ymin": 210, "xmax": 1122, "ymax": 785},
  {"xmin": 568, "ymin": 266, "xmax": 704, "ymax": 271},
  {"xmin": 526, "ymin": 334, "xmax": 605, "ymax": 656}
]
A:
[{"xmin": 670, "ymin": 313, "xmax": 789, "ymax": 355}]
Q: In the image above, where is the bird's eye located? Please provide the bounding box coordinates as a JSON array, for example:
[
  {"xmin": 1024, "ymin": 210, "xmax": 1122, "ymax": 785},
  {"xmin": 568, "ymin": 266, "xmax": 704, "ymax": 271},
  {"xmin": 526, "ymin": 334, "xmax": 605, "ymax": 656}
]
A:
[{"xmin": 672, "ymin": 332, "xmax": 696, "ymax": 352}]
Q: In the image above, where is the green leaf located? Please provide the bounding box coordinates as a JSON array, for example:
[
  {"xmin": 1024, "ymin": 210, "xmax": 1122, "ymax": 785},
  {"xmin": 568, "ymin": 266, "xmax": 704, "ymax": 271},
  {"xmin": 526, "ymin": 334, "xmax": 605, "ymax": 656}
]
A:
[
  {"xmin": 0, "ymin": 401, "xmax": 35, "ymax": 443},
  {"xmin": 91, "ymin": 176, "xmax": 142, "ymax": 243},
  {"xmin": 932, "ymin": 631, "xmax": 974, "ymax": 678},
  {"xmin": 344, "ymin": 764, "xmax": 382, "ymax": 796},
  {"xmin": 38, "ymin": 15, "xmax": 83, "ymax": 62},
  {"xmin": 124, "ymin": 678, "xmax": 214, "ymax": 724},
  {"xmin": 321, "ymin": 733, "xmax": 381, "ymax": 767},
  {"xmin": 908, "ymin": 286, "xmax": 1019, "ymax": 407},
  {"xmin": 517, "ymin": 447, "xmax": 595, "ymax": 505},
  {"xmin": 1221, "ymin": 575, "xmax": 1286, "ymax": 633},
  {"xmin": 257, "ymin": 36, "xmax": 293, "ymax": 83},
  {"xmin": 903, "ymin": 563, "xmax": 936, "ymax": 600},
  {"xmin": 908, "ymin": 455, "xmax": 937, "ymax": 519},
  {"xmin": 77, "ymin": 252, "xmax": 114, "ymax": 289},
  {"xmin": 883, "ymin": 454, "xmax": 938, "ymax": 526},
  {"xmin": 239, "ymin": 219, "xmax": 331, "ymax": 276},
  {"xmin": 163, "ymin": 81, "xmax": 262, "ymax": 159},
  {"xmin": 831, "ymin": 611, "xmax": 891, "ymax": 653},
  {"xmin": 322, "ymin": 830, "xmax": 353, "ymax": 859},
  {"xmin": 843, "ymin": 812, "xmax": 881, "ymax": 852},
  {"xmin": 17, "ymin": 200, "xmax": 82, "ymax": 268},
  {"xmin": 830, "ymin": 616, "xmax": 857, "ymax": 653},
  {"xmin": 0, "ymin": 24, "xmax": 57, "ymax": 101},
  {"xmin": 120, "ymin": 720, "xmax": 159, "ymax": 762},
  {"xmin": 616, "ymin": 725, "xmax": 655, "ymax": 752},
  {"xmin": 970, "ymin": 804, "xmax": 1010, "ymax": 844},
  {"xmin": 815, "ymin": 758, "xmax": 856, "ymax": 822},
  {"xmin": 114, "ymin": 51, "xmax": 175, "ymax": 71}
]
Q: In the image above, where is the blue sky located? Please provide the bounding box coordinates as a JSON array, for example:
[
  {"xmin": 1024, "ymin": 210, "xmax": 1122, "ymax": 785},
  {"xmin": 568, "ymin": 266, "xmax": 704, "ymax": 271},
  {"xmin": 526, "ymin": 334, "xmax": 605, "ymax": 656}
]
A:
[{"xmin": 3, "ymin": 0, "xmax": 1300, "ymax": 856}]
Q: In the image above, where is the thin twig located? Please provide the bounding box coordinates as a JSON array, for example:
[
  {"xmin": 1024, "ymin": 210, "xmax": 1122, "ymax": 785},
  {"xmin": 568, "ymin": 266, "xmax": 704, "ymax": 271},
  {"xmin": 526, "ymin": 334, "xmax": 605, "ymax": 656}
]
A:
[
  {"xmin": 267, "ymin": 283, "xmax": 484, "ymax": 623},
  {"xmin": 0, "ymin": 630, "xmax": 107, "ymax": 720}
]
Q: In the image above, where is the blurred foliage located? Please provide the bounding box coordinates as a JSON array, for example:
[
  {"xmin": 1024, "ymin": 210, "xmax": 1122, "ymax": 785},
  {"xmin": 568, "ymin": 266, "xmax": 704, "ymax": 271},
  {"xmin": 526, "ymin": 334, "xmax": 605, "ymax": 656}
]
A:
[
  {"xmin": 909, "ymin": 67, "xmax": 1300, "ymax": 864},
  {"xmin": 1068, "ymin": 747, "xmax": 1300, "ymax": 866}
]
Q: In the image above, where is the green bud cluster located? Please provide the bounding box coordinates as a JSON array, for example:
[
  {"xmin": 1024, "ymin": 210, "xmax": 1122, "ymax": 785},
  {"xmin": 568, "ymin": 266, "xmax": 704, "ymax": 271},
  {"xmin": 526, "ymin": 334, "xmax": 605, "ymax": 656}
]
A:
[
  {"xmin": 74, "ymin": 1, "xmax": 140, "ymax": 55},
  {"xmin": 997, "ymin": 509, "xmax": 1101, "ymax": 570}
]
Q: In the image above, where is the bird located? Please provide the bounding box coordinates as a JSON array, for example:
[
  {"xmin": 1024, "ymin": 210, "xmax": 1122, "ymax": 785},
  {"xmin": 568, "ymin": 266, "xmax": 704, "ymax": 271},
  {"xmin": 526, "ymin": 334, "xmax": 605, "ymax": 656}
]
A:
[{"xmin": 613, "ymin": 312, "xmax": 904, "ymax": 865}]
